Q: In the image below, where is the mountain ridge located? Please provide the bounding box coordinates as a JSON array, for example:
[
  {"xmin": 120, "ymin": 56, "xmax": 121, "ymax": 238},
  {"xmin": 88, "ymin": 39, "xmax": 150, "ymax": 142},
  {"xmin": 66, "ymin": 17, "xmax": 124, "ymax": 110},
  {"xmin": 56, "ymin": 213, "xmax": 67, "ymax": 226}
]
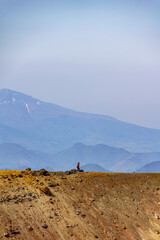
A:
[
  {"xmin": 52, "ymin": 143, "xmax": 160, "ymax": 172},
  {"xmin": 0, "ymin": 89, "xmax": 160, "ymax": 154},
  {"xmin": 0, "ymin": 143, "xmax": 57, "ymax": 170},
  {"xmin": 0, "ymin": 88, "xmax": 117, "ymax": 121},
  {"xmin": 81, "ymin": 163, "xmax": 111, "ymax": 172},
  {"xmin": 1, "ymin": 142, "xmax": 160, "ymax": 172},
  {"xmin": 136, "ymin": 161, "xmax": 160, "ymax": 173}
]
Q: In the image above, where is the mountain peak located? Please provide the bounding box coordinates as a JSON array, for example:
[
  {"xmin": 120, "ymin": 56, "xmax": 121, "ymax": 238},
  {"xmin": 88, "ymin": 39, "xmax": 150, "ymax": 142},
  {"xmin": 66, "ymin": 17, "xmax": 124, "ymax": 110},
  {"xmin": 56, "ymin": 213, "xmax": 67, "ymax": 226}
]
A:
[
  {"xmin": 0, "ymin": 88, "xmax": 118, "ymax": 121},
  {"xmin": 0, "ymin": 88, "xmax": 36, "ymax": 104},
  {"xmin": 0, "ymin": 88, "xmax": 160, "ymax": 155}
]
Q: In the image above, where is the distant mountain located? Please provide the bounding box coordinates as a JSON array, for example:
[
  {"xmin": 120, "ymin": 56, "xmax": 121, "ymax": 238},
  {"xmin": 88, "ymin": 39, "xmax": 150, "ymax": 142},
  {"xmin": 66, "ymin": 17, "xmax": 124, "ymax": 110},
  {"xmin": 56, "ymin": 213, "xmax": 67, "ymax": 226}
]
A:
[
  {"xmin": 81, "ymin": 163, "xmax": 111, "ymax": 172},
  {"xmin": 52, "ymin": 143, "xmax": 131, "ymax": 171},
  {"xmin": 1, "ymin": 142, "xmax": 160, "ymax": 172},
  {"xmin": 136, "ymin": 161, "xmax": 160, "ymax": 173},
  {"xmin": 0, "ymin": 89, "xmax": 160, "ymax": 154},
  {"xmin": 112, "ymin": 152, "xmax": 160, "ymax": 172},
  {"xmin": 0, "ymin": 143, "xmax": 57, "ymax": 170},
  {"xmin": 52, "ymin": 143, "xmax": 160, "ymax": 172}
]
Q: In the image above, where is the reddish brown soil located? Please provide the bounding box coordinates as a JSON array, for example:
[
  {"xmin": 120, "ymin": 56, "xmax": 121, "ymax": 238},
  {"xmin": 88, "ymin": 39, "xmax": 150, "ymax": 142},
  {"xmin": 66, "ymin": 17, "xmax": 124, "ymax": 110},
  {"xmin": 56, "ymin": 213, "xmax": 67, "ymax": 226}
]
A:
[{"xmin": 0, "ymin": 170, "xmax": 160, "ymax": 240}]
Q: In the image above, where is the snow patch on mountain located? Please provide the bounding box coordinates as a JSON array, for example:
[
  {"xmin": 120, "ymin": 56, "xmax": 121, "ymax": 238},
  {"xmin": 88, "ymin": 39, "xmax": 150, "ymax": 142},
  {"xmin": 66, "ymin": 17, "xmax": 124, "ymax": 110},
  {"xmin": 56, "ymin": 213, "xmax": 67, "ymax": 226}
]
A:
[{"xmin": 25, "ymin": 104, "xmax": 31, "ymax": 114}]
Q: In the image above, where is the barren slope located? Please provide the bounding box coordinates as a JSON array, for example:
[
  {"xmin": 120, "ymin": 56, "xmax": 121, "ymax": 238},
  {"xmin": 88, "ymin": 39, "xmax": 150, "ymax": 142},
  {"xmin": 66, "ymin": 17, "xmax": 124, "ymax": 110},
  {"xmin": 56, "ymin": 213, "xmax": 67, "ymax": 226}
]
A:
[{"xmin": 0, "ymin": 170, "xmax": 160, "ymax": 240}]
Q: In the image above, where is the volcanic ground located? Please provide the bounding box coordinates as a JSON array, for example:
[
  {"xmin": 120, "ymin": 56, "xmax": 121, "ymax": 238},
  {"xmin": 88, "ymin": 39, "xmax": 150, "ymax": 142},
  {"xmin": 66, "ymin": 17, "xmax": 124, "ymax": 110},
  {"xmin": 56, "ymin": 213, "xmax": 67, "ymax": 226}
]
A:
[{"xmin": 0, "ymin": 169, "xmax": 160, "ymax": 240}]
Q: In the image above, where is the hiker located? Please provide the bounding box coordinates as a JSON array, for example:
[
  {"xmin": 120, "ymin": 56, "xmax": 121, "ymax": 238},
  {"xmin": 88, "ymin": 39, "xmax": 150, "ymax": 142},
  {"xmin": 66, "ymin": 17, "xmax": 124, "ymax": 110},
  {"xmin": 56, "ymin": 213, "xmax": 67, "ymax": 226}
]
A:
[{"xmin": 77, "ymin": 162, "xmax": 80, "ymax": 171}]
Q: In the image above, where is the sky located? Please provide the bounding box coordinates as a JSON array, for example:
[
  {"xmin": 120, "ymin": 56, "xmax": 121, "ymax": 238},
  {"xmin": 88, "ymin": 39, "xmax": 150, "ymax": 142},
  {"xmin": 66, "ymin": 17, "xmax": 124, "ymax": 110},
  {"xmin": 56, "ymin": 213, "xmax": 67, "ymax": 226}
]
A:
[{"xmin": 0, "ymin": 0, "xmax": 160, "ymax": 129}]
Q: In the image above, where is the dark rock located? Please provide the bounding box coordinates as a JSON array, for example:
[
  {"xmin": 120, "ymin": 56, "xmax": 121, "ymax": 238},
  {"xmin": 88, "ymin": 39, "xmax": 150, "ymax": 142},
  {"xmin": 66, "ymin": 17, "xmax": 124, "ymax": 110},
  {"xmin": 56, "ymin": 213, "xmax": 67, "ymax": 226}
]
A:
[
  {"xmin": 11, "ymin": 230, "xmax": 20, "ymax": 235},
  {"xmin": 18, "ymin": 174, "xmax": 23, "ymax": 178},
  {"xmin": 66, "ymin": 225, "xmax": 73, "ymax": 228},
  {"xmin": 49, "ymin": 199, "xmax": 54, "ymax": 204},
  {"xmin": 42, "ymin": 224, "xmax": 48, "ymax": 229},
  {"xmin": 28, "ymin": 226, "xmax": 33, "ymax": 231},
  {"xmin": 39, "ymin": 169, "xmax": 49, "ymax": 176},
  {"xmin": 39, "ymin": 187, "xmax": 53, "ymax": 196},
  {"xmin": 31, "ymin": 171, "xmax": 37, "ymax": 176},
  {"xmin": 77, "ymin": 210, "xmax": 81, "ymax": 215},
  {"xmin": 48, "ymin": 183, "xmax": 59, "ymax": 187},
  {"xmin": 25, "ymin": 168, "xmax": 31, "ymax": 171},
  {"xmin": 66, "ymin": 169, "xmax": 78, "ymax": 175},
  {"xmin": 70, "ymin": 169, "xmax": 77, "ymax": 173},
  {"xmin": 4, "ymin": 233, "xmax": 10, "ymax": 237}
]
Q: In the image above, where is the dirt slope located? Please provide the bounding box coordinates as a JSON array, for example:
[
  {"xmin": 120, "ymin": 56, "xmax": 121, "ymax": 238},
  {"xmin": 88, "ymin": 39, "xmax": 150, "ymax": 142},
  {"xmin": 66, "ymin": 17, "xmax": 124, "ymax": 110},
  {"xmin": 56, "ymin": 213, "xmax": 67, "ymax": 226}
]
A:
[{"xmin": 0, "ymin": 170, "xmax": 160, "ymax": 240}]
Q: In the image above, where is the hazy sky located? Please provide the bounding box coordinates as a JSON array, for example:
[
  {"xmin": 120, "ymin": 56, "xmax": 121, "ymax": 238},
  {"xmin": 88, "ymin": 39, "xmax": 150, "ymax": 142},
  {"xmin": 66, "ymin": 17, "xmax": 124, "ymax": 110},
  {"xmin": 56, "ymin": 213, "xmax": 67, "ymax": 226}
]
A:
[{"xmin": 1, "ymin": 0, "xmax": 160, "ymax": 129}]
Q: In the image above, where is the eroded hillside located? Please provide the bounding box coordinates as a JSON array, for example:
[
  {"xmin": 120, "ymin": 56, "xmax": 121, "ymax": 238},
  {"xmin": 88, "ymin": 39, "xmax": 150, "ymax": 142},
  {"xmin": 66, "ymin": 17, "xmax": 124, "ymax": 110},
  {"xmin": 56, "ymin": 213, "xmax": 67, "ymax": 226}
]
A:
[{"xmin": 0, "ymin": 170, "xmax": 160, "ymax": 240}]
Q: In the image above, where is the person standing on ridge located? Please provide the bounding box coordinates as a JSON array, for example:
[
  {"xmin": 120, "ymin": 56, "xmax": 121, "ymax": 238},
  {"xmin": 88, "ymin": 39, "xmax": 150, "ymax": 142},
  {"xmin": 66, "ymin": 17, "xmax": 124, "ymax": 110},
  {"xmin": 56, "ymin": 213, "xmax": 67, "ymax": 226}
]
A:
[{"xmin": 77, "ymin": 162, "xmax": 80, "ymax": 171}]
